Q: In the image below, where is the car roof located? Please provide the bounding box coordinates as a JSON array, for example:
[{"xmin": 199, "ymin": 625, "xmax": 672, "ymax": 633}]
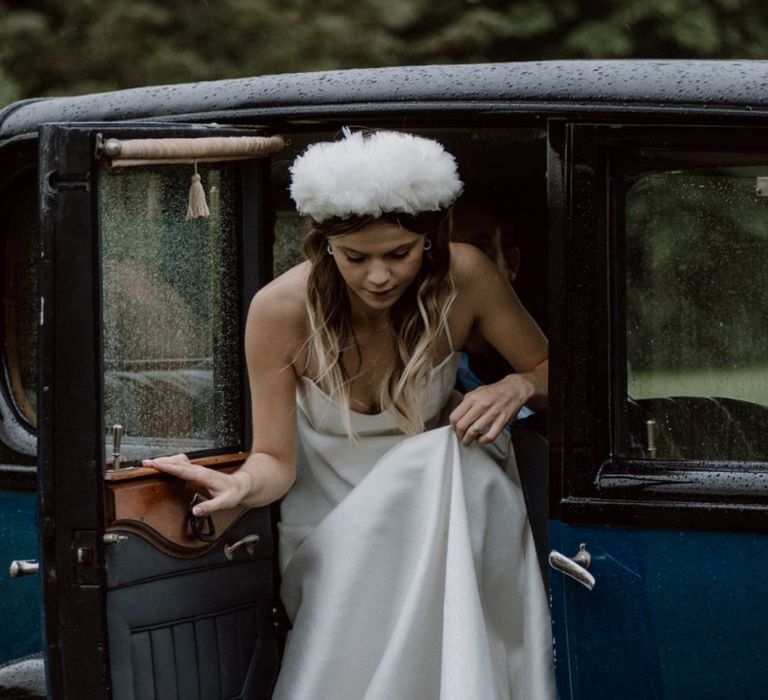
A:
[{"xmin": 2, "ymin": 60, "xmax": 768, "ymax": 138}]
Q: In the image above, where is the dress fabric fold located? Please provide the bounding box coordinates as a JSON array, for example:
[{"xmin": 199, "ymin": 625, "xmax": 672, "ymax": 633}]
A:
[{"xmin": 273, "ymin": 353, "xmax": 554, "ymax": 699}]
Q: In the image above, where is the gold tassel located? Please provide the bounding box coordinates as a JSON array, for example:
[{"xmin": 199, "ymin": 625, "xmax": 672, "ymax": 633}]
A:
[{"xmin": 185, "ymin": 162, "xmax": 210, "ymax": 220}]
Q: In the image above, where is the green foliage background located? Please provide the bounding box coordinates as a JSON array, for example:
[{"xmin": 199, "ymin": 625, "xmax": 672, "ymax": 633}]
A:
[{"xmin": 1, "ymin": 0, "xmax": 767, "ymax": 104}]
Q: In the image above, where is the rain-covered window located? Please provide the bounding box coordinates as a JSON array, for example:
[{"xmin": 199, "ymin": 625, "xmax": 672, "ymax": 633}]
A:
[
  {"xmin": 273, "ymin": 210, "xmax": 305, "ymax": 277},
  {"xmin": 99, "ymin": 165, "xmax": 241, "ymax": 461},
  {"xmin": 3, "ymin": 175, "xmax": 38, "ymax": 429},
  {"xmin": 621, "ymin": 158, "xmax": 768, "ymax": 462}
]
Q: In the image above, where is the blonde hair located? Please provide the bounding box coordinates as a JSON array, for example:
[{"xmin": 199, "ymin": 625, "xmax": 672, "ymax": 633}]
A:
[{"xmin": 302, "ymin": 211, "xmax": 455, "ymax": 436}]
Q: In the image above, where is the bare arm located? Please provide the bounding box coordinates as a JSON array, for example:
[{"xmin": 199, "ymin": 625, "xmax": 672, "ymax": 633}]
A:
[
  {"xmin": 228, "ymin": 287, "xmax": 299, "ymax": 508},
  {"xmin": 145, "ymin": 276, "xmax": 302, "ymax": 516},
  {"xmin": 449, "ymin": 244, "xmax": 548, "ymax": 445}
]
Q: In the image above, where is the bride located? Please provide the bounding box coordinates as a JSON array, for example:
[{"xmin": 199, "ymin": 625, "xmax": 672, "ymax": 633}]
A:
[{"xmin": 146, "ymin": 129, "xmax": 554, "ymax": 699}]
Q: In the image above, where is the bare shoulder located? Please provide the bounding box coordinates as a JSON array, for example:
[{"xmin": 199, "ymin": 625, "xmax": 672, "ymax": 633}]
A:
[
  {"xmin": 249, "ymin": 262, "xmax": 308, "ymax": 318},
  {"xmin": 246, "ymin": 262, "xmax": 310, "ymax": 356},
  {"xmin": 449, "ymin": 241, "xmax": 502, "ymax": 292}
]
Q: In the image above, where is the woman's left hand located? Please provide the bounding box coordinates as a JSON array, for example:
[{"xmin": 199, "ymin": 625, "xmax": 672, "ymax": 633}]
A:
[{"xmin": 449, "ymin": 373, "xmax": 533, "ymax": 445}]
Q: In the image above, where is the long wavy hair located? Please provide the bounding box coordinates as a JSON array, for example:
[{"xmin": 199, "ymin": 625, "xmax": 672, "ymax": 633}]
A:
[{"xmin": 302, "ymin": 210, "xmax": 455, "ymax": 436}]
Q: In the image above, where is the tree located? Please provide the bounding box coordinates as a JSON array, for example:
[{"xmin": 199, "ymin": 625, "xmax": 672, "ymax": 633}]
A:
[{"xmin": 1, "ymin": 0, "xmax": 767, "ymax": 105}]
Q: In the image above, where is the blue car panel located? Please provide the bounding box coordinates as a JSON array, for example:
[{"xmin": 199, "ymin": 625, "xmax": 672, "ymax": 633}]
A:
[
  {"xmin": 551, "ymin": 521, "xmax": 768, "ymax": 700},
  {"xmin": 0, "ymin": 489, "xmax": 42, "ymax": 665}
]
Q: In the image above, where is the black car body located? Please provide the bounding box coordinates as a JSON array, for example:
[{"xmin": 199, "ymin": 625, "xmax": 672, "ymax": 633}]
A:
[{"xmin": 2, "ymin": 60, "xmax": 768, "ymax": 698}]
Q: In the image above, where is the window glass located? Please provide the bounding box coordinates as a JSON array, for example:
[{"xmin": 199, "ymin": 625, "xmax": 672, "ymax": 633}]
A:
[
  {"xmin": 273, "ymin": 210, "xmax": 304, "ymax": 277},
  {"xmin": 99, "ymin": 164, "xmax": 241, "ymax": 460},
  {"xmin": 622, "ymin": 160, "xmax": 768, "ymax": 461},
  {"xmin": 3, "ymin": 178, "xmax": 38, "ymax": 427}
]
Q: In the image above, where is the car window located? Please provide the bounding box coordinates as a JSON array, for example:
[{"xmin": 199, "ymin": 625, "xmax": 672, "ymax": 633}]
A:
[
  {"xmin": 273, "ymin": 210, "xmax": 304, "ymax": 277},
  {"xmin": 100, "ymin": 164, "xmax": 242, "ymax": 460},
  {"xmin": 621, "ymin": 157, "xmax": 768, "ymax": 461},
  {"xmin": 3, "ymin": 175, "xmax": 37, "ymax": 429}
]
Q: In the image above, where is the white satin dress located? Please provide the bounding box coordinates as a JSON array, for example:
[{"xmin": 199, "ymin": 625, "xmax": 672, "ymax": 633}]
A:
[{"xmin": 273, "ymin": 352, "xmax": 554, "ymax": 699}]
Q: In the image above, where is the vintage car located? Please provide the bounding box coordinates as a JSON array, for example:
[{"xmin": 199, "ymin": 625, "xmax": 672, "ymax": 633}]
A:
[{"xmin": 2, "ymin": 60, "xmax": 768, "ymax": 699}]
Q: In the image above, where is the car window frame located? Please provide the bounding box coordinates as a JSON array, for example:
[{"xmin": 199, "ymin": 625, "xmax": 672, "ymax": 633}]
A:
[
  {"xmin": 558, "ymin": 122, "xmax": 768, "ymax": 532},
  {"xmin": 0, "ymin": 139, "xmax": 41, "ymax": 469}
]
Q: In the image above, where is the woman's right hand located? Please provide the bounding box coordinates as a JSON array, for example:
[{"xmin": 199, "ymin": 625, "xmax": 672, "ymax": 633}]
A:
[
  {"xmin": 142, "ymin": 454, "xmax": 252, "ymax": 517},
  {"xmin": 141, "ymin": 278, "xmax": 302, "ymax": 516}
]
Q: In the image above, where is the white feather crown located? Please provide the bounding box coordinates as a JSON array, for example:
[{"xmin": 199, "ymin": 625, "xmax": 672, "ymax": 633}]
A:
[{"xmin": 289, "ymin": 130, "xmax": 464, "ymax": 223}]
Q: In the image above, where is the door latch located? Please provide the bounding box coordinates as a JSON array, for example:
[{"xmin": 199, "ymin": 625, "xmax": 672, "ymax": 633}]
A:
[
  {"xmin": 224, "ymin": 534, "xmax": 260, "ymax": 561},
  {"xmin": 72, "ymin": 530, "xmax": 99, "ymax": 585},
  {"xmin": 548, "ymin": 543, "xmax": 596, "ymax": 591},
  {"xmin": 9, "ymin": 559, "xmax": 39, "ymax": 578}
]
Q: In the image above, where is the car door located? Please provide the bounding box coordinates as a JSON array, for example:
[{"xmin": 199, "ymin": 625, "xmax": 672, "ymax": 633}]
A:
[
  {"xmin": 547, "ymin": 122, "xmax": 768, "ymax": 699},
  {"xmin": 38, "ymin": 122, "xmax": 284, "ymax": 699}
]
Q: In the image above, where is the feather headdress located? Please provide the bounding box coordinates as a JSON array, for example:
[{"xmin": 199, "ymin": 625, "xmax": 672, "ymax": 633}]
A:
[{"xmin": 289, "ymin": 129, "xmax": 464, "ymax": 223}]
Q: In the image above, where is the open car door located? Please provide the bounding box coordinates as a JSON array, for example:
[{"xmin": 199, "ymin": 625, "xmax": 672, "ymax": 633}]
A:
[{"xmin": 38, "ymin": 123, "xmax": 282, "ymax": 699}]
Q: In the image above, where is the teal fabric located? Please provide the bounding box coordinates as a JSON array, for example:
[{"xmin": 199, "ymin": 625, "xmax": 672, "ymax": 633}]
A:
[{"xmin": 457, "ymin": 352, "xmax": 534, "ymax": 421}]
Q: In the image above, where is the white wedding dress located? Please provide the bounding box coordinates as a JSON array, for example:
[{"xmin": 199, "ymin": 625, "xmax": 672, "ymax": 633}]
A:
[{"xmin": 273, "ymin": 352, "xmax": 554, "ymax": 700}]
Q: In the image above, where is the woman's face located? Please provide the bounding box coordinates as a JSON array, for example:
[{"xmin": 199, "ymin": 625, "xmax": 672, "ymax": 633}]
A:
[{"xmin": 328, "ymin": 220, "xmax": 426, "ymax": 312}]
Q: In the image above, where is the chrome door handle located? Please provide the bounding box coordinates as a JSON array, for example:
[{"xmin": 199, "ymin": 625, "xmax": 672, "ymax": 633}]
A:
[
  {"xmin": 9, "ymin": 559, "xmax": 40, "ymax": 578},
  {"xmin": 548, "ymin": 543, "xmax": 595, "ymax": 591},
  {"xmin": 224, "ymin": 534, "xmax": 260, "ymax": 561}
]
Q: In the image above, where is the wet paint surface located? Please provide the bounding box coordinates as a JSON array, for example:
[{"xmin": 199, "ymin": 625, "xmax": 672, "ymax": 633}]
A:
[
  {"xmin": 550, "ymin": 520, "xmax": 768, "ymax": 700},
  {"xmin": 3, "ymin": 61, "xmax": 768, "ymax": 139}
]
